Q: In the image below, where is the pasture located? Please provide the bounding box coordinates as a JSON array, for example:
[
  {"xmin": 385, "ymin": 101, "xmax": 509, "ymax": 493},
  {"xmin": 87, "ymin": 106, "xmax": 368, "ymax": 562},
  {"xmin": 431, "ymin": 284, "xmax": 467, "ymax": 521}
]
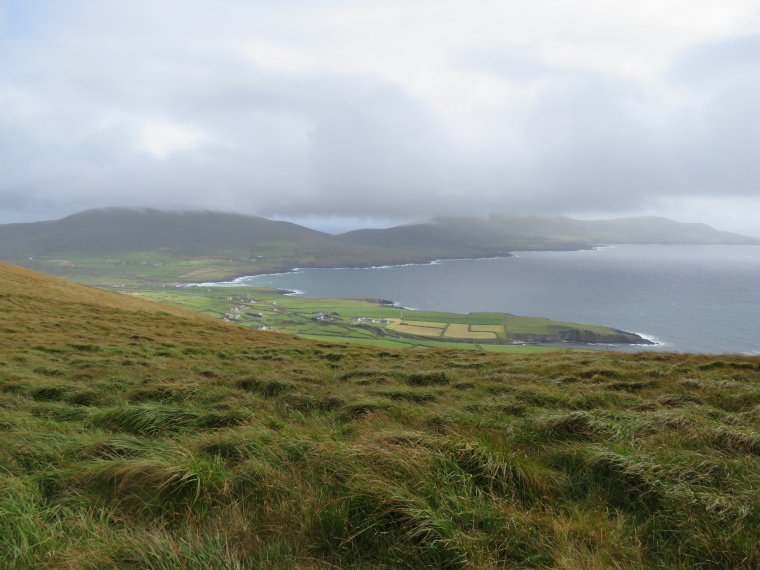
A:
[
  {"xmin": 444, "ymin": 323, "xmax": 499, "ymax": 339},
  {"xmin": 114, "ymin": 285, "xmax": 652, "ymax": 350}
]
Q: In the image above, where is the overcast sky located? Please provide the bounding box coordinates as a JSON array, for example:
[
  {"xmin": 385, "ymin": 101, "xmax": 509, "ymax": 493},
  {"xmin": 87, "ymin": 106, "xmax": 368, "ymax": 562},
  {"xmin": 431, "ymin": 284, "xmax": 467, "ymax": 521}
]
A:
[{"xmin": 2, "ymin": 0, "xmax": 760, "ymax": 234}]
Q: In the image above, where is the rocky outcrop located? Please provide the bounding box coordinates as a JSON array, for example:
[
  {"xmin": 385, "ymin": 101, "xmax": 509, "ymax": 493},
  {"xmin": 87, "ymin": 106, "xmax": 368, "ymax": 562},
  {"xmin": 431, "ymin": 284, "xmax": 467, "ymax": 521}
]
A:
[
  {"xmin": 510, "ymin": 328, "xmax": 654, "ymax": 345},
  {"xmin": 557, "ymin": 328, "xmax": 653, "ymax": 344}
]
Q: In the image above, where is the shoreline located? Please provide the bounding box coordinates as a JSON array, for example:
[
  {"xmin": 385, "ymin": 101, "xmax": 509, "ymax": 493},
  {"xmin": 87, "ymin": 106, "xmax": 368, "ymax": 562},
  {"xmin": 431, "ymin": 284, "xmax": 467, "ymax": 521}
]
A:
[
  {"xmin": 183, "ymin": 253, "xmax": 521, "ymax": 287},
  {"xmin": 183, "ymin": 246, "xmax": 609, "ymax": 287},
  {"xmin": 176, "ymin": 245, "xmax": 760, "ymax": 351},
  {"xmin": 180, "ymin": 244, "xmax": 606, "ymax": 286},
  {"xmin": 181, "ymin": 250, "xmax": 659, "ymax": 348}
]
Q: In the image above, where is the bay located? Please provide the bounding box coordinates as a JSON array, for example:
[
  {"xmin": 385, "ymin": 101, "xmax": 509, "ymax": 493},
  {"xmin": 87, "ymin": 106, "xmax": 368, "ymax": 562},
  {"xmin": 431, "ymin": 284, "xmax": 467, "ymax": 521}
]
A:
[{"xmin": 218, "ymin": 245, "xmax": 760, "ymax": 354}]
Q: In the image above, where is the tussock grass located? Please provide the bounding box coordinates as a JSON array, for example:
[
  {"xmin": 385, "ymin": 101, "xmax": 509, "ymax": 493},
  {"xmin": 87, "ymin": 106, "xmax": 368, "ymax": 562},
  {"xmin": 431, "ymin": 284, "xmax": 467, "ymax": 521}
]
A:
[
  {"xmin": 87, "ymin": 405, "xmax": 249, "ymax": 436},
  {"xmin": 3, "ymin": 262, "xmax": 760, "ymax": 568},
  {"xmin": 537, "ymin": 411, "xmax": 609, "ymax": 442}
]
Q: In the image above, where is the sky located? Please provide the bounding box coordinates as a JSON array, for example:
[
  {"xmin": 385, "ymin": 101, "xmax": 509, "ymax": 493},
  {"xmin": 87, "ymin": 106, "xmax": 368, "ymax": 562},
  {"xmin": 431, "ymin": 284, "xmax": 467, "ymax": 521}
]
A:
[{"xmin": 2, "ymin": 0, "xmax": 760, "ymax": 235}]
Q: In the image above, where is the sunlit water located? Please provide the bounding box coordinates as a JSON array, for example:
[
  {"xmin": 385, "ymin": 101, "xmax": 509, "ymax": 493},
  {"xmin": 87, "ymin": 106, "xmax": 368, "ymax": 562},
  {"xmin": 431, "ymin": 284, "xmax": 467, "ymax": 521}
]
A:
[{"xmin": 207, "ymin": 245, "xmax": 760, "ymax": 354}]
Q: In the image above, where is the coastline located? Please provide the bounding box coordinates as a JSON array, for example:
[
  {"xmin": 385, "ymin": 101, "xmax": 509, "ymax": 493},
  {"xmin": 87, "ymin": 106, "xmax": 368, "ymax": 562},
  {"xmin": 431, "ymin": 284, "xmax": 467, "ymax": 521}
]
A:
[
  {"xmin": 183, "ymin": 250, "xmax": 660, "ymax": 348},
  {"xmin": 180, "ymin": 242, "xmax": 608, "ymax": 285},
  {"xmin": 174, "ymin": 244, "xmax": 760, "ymax": 352},
  {"xmin": 184, "ymin": 253, "xmax": 521, "ymax": 287}
]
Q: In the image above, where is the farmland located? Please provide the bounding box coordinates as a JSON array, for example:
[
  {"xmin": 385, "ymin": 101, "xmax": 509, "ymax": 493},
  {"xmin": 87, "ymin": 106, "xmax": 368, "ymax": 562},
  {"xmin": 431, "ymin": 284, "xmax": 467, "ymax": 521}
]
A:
[
  {"xmin": 443, "ymin": 323, "xmax": 498, "ymax": 339},
  {"xmin": 120, "ymin": 284, "xmax": 650, "ymax": 350}
]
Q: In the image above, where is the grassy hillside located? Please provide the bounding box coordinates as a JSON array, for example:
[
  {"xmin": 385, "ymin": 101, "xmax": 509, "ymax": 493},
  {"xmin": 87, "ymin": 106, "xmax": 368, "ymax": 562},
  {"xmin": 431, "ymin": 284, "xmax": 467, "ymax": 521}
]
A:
[
  {"xmin": 2, "ymin": 208, "xmax": 756, "ymax": 287},
  {"xmin": 337, "ymin": 221, "xmax": 591, "ymax": 251},
  {"xmin": 0, "ymin": 209, "xmax": 511, "ymax": 284},
  {"xmin": 0, "ymin": 208, "xmax": 339, "ymax": 257},
  {"xmin": 2, "ymin": 261, "xmax": 760, "ymax": 568}
]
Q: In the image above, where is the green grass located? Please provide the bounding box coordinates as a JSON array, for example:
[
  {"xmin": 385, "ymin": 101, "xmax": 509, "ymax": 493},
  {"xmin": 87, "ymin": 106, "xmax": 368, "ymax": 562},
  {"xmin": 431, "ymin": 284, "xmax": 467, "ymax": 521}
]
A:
[
  {"xmin": 503, "ymin": 314, "xmax": 613, "ymax": 335},
  {"xmin": 118, "ymin": 285, "xmax": 646, "ymax": 351},
  {"xmin": 481, "ymin": 344, "xmax": 568, "ymax": 353},
  {"xmin": 4, "ymin": 261, "xmax": 760, "ymax": 568},
  {"xmin": 297, "ymin": 335, "xmax": 414, "ymax": 348},
  {"xmin": 4, "ymin": 338, "xmax": 760, "ymax": 568}
]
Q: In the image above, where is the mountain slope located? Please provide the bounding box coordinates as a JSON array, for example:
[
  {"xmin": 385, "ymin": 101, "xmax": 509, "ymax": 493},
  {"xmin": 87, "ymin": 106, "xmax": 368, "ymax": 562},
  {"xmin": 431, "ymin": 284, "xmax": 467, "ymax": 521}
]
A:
[
  {"xmin": 5, "ymin": 208, "xmax": 755, "ymax": 261},
  {"xmin": 2, "ymin": 261, "xmax": 760, "ymax": 568},
  {"xmin": 338, "ymin": 215, "xmax": 760, "ymax": 250},
  {"xmin": 333, "ymin": 223, "xmax": 520, "ymax": 257},
  {"xmin": 0, "ymin": 209, "xmax": 520, "ymax": 281},
  {"xmin": 1, "ymin": 208, "xmax": 757, "ymax": 285},
  {"xmin": 0, "ymin": 207, "xmax": 346, "ymax": 257},
  {"xmin": 430, "ymin": 214, "xmax": 760, "ymax": 246}
]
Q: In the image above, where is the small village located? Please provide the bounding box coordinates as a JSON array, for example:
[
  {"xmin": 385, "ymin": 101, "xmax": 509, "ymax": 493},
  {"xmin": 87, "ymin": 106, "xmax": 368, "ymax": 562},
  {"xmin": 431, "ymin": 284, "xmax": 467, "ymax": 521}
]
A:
[{"xmin": 213, "ymin": 294, "xmax": 396, "ymax": 334}]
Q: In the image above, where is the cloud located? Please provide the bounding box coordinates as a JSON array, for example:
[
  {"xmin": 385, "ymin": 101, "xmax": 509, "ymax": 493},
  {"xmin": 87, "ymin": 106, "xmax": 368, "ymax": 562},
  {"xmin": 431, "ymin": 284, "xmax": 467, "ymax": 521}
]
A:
[
  {"xmin": 665, "ymin": 33, "xmax": 760, "ymax": 197},
  {"xmin": 1, "ymin": 0, "xmax": 760, "ymax": 233}
]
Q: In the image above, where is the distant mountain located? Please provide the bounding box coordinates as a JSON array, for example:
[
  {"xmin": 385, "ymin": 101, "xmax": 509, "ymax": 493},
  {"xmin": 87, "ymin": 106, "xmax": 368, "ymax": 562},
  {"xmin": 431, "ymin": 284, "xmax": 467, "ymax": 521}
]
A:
[
  {"xmin": 0, "ymin": 208, "xmax": 527, "ymax": 269},
  {"xmin": 430, "ymin": 215, "xmax": 760, "ymax": 246},
  {"xmin": 0, "ymin": 208, "xmax": 344, "ymax": 257},
  {"xmin": 336, "ymin": 220, "xmax": 592, "ymax": 251},
  {"xmin": 0, "ymin": 208, "xmax": 756, "ymax": 284},
  {"xmin": 337, "ymin": 214, "xmax": 760, "ymax": 249}
]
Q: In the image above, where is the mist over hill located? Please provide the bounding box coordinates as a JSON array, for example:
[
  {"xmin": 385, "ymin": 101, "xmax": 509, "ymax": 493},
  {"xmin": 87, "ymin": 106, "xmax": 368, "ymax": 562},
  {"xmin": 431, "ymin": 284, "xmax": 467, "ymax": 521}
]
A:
[
  {"xmin": 0, "ymin": 208, "xmax": 339, "ymax": 257},
  {"xmin": 338, "ymin": 214, "xmax": 760, "ymax": 249},
  {"xmin": 0, "ymin": 208, "xmax": 756, "ymax": 284},
  {"xmin": 429, "ymin": 214, "xmax": 760, "ymax": 246},
  {"xmin": 2, "ymin": 208, "xmax": 757, "ymax": 257}
]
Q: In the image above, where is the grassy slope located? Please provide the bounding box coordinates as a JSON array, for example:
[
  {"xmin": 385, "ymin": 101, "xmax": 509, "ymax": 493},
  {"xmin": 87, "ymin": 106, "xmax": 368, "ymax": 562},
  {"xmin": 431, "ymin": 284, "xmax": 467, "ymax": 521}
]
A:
[
  {"xmin": 0, "ymin": 209, "xmax": 509, "ymax": 285},
  {"xmin": 4, "ymin": 209, "xmax": 757, "ymax": 288},
  {"xmin": 2, "ymin": 262, "xmax": 760, "ymax": 568}
]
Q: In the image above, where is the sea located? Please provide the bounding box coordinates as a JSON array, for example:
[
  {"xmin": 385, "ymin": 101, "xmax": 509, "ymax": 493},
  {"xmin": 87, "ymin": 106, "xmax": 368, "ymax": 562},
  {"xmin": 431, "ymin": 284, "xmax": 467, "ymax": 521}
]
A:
[{"xmin": 207, "ymin": 245, "xmax": 760, "ymax": 355}]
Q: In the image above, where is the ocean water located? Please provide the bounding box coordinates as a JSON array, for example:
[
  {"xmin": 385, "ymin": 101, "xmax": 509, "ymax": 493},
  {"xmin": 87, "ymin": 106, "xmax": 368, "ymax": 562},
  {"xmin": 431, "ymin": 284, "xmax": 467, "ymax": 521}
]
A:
[{"xmin": 215, "ymin": 245, "xmax": 760, "ymax": 354}]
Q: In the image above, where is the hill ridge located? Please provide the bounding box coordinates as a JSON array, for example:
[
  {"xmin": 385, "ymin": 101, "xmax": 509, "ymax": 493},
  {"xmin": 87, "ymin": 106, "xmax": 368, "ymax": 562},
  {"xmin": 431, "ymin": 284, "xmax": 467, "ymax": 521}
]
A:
[{"xmin": 1, "ymin": 207, "xmax": 757, "ymax": 285}]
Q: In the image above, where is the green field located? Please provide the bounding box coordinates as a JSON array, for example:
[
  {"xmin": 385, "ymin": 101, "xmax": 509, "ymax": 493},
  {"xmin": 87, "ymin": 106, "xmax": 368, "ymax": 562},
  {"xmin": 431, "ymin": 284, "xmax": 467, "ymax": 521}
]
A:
[
  {"xmin": 395, "ymin": 324, "xmax": 445, "ymax": 337},
  {"xmin": 117, "ymin": 284, "xmax": 648, "ymax": 350},
  {"xmin": 444, "ymin": 323, "xmax": 498, "ymax": 339}
]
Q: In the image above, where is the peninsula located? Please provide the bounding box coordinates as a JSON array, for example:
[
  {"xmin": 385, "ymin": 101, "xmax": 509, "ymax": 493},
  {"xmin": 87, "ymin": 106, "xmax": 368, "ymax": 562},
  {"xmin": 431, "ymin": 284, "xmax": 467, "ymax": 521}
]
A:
[
  {"xmin": 0, "ymin": 207, "xmax": 750, "ymax": 349},
  {"xmin": 0, "ymin": 208, "xmax": 757, "ymax": 286}
]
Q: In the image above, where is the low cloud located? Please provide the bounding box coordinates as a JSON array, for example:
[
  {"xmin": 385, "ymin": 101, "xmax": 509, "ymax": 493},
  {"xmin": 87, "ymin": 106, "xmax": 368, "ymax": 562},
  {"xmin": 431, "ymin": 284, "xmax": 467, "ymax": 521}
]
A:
[{"xmin": 2, "ymin": 1, "xmax": 760, "ymax": 233}]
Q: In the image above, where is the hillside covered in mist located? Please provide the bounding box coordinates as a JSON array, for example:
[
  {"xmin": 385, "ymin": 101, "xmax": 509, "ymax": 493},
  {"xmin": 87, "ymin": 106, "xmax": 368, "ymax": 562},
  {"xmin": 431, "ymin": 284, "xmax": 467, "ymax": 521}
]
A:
[{"xmin": 1, "ymin": 209, "xmax": 756, "ymax": 282}]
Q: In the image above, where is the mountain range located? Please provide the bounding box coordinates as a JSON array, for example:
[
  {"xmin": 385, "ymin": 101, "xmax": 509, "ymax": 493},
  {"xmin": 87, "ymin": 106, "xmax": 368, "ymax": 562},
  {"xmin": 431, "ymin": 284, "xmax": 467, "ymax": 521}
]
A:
[
  {"xmin": 0, "ymin": 208, "xmax": 757, "ymax": 283},
  {"xmin": 1, "ymin": 208, "xmax": 757, "ymax": 257}
]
